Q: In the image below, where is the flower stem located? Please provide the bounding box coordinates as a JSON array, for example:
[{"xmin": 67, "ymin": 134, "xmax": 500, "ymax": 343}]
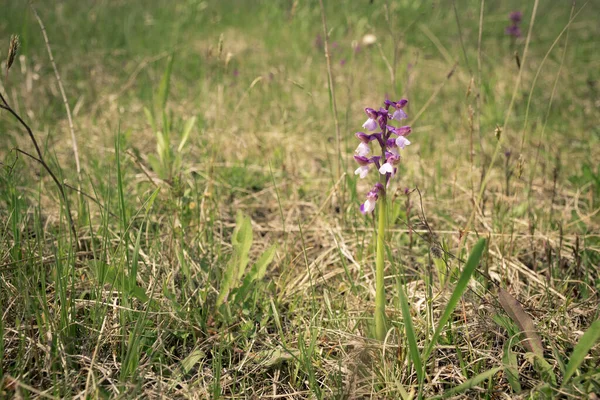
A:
[{"xmin": 374, "ymin": 191, "xmax": 387, "ymax": 341}]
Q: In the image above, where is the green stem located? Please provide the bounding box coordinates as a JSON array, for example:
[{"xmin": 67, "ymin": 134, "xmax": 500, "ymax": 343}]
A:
[{"xmin": 375, "ymin": 192, "xmax": 387, "ymax": 341}]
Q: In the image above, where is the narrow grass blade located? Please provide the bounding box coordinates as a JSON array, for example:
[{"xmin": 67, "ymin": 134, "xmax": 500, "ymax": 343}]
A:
[
  {"xmin": 430, "ymin": 367, "xmax": 502, "ymax": 399},
  {"xmin": 156, "ymin": 53, "xmax": 175, "ymax": 112},
  {"xmin": 562, "ymin": 319, "xmax": 600, "ymax": 385},
  {"xmin": 398, "ymin": 279, "xmax": 423, "ymax": 384},
  {"xmin": 423, "ymin": 238, "xmax": 486, "ymax": 362},
  {"xmin": 497, "ymin": 287, "xmax": 545, "ymax": 357}
]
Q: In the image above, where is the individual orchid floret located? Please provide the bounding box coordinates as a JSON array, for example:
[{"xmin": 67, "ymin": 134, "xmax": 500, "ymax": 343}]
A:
[
  {"xmin": 360, "ymin": 182, "xmax": 384, "ymax": 214},
  {"xmin": 363, "ymin": 108, "xmax": 379, "ymax": 131},
  {"xmin": 354, "ymin": 155, "xmax": 373, "ymax": 179},
  {"xmin": 355, "ymin": 132, "xmax": 380, "ymax": 143},
  {"xmin": 395, "ymin": 136, "xmax": 411, "ymax": 149},
  {"xmin": 379, "ymin": 152, "xmax": 400, "ymax": 176},
  {"xmin": 385, "ymin": 99, "xmax": 408, "ymax": 120},
  {"xmin": 385, "ymin": 138, "xmax": 400, "ymax": 156},
  {"xmin": 377, "ymin": 108, "xmax": 389, "ymax": 130},
  {"xmin": 355, "ymin": 142, "xmax": 371, "ymax": 157},
  {"xmin": 388, "ymin": 125, "xmax": 412, "ymax": 137},
  {"xmin": 355, "ymin": 165, "xmax": 370, "ymax": 179}
]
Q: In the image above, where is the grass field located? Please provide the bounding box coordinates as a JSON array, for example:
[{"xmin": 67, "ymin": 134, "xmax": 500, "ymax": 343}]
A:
[{"xmin": 1, "ymin": 0, "xmax": 599, "ymax": 398}]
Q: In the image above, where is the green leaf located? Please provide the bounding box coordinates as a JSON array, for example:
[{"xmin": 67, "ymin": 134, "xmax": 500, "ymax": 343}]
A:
[
  {"xmin": 234, "ymin": 245, "xmax": 276, "ymax": 304},
  {"xmin": 146, "ymin": 154, "xmax": 163, "ymax": 178},
  {"xmin": 562, "ymin": 319, "xmax": 600, "ymax": 385},
  {"xmin": 429, "ymin": 367, "xmax": 502, "ymax": 399},
  {"xmin": 181, "ymin": 348, "xmax": 205, "ymax": 374},
  {"xmin": 156, "ymin": 54, "xmax": 175, "ymax": 112},
  {"xmin": 423, "ymin": 238, "xmax": 486, "ymax": 363},
  {"xmin": 503, "ymin": 339, "xmax": 522, "ymax": 393},
  {"xmin": 398, "ymin": 279, "xmax": 423, "ymax": 384},
  {"xmin": 144, "ymin": 187, "xmax": 161, "ymax": 213},
  {"xmin": 130, "ymin": 285, "xmax": 149, "ymax": 303},
  {"xmin": 246, "ymin": 245, "xmax": 276, "ymax": 283},
  {"xmin": 178, "ymin": 116, "xmax": 197, "ymax": 152},
  {"xmin": 216, "ymin": 258, "xmax": 237, "ymax": 308},
  {"xmin": 259, "ymin": 348, "xmax": 300, "ymax": 368},
  {"xmin": 143, "ymin": 106, "xmax": 156, "ymax": 132},
  {"xmin": 156, "ymin": 131, "xmax": 167, "ymax": 163},
  {"xmin": 526, "ymin": 352, "xmax": 557, "ymax": 386},
  {"xmin": 130, "ymin": 221, "xmax": 143, "ymax": 291},
  {"xmin": 216, "ymin": 212, "xmax": 253, "ymax": 307},
  {"xmin": 232, "ymin": 211, "xmax": 253, "ymax": 280}
]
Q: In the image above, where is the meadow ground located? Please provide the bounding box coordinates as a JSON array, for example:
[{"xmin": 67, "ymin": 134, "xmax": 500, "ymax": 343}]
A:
[{"xmin": 1, "ymin": 0, "xmax": 599, "ymax": 398}]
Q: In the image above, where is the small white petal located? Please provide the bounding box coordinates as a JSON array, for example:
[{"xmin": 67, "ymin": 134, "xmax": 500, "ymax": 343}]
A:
[
  {"xmin": 396, "ymin": 136, "xmax": 411, "ymax": 149},
  {"xmin": 392, "ymin": 109, "xmax": 407, "ymax": 120},
  {"xmin": 363, "ymin": 198, "xmax": 376, "ymax": 213},
  {"xmin": 379, "ymin": 162, "xmax": 394, "ymax": 175},
  {"xmin": 362, "ymin": 118, "xmax": 377, "ymax": 131},
  {"xmin": 354, "ymin": 165, "xmax": 369, "ymax": 179},
  {"xmin": 355, "ymin": 142, "xmax": 371, "ymax": 157}
]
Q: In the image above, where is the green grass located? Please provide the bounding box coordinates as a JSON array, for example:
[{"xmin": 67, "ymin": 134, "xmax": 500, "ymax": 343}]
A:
[{"xmin": 1, "ymin": 0, "xmax": 600, "ymax": 398}]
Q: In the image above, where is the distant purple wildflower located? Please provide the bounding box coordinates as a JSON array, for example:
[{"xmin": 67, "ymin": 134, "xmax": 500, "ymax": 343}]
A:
[
  {"xmin": 314, "ymin": 34, "xmax": 323, "ymax": 49},
  {"xmin": 505, "ymin": 25, "xmax": 522, "ymax": 38},
  {"xmin": 509, "ymin": 11, "xmax": 522, "ymax": 23},
  {"xmin": 506, "ymin": 11, "xmax": 523, "ymax": 38}
]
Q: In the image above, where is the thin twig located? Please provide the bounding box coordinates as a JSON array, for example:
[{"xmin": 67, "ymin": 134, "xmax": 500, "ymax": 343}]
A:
[
  {"xmin": 30, "ymin": 2, "xmax": 81, "ymax": 182},
  {"xmin": 0, "ymin": 91, "xmax": 79, "ymax": 248}
]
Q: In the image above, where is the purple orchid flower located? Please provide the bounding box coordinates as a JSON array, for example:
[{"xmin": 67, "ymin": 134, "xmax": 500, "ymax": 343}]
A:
[
  {"xmin": 379, "ymin": 152, "xmax": 401, "ymax": 176},
  {"xmin": 509, "ymin": 11, "xmax": 522, "ymax": 24},
  {"xmin": 387, "ymin": 125, "xmax": 412, "ymax": 136},
  {"xmin": 388, "ymin": 99, "xmax": 409, "ymax": 121},
  {"xmin": 395, "ymin": 136, "xmax": 411, "ymax": 149},
  {"xmin": 505, "ymin": 25, "xmax": 522, "ymax": 37},
  {"xmin": 360, "ymin": 182, "xmax": 384, "ymax": 214},
  {"xmin": 506, "ymin": 11, "xmax": 523, "ymax": 38},
  {"xmin": 363, "ymin": 108, "xmax": 379, "ymax": 131},
  {"xmin": 377, "ymin": 108, "xmax": 389, "ymax": 130},
  {"xmin": 354, "ymin": 155, "xmax": 381, "ymax": 179},
  {"xmin": 355, "ymin": 98, "xmax": 413, "ymax": 213}
]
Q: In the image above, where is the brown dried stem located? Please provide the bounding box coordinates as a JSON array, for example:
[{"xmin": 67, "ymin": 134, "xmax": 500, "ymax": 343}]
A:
[{"xmin": 0, "ymin": 91, "xmax": 79, "ymax": 248}]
